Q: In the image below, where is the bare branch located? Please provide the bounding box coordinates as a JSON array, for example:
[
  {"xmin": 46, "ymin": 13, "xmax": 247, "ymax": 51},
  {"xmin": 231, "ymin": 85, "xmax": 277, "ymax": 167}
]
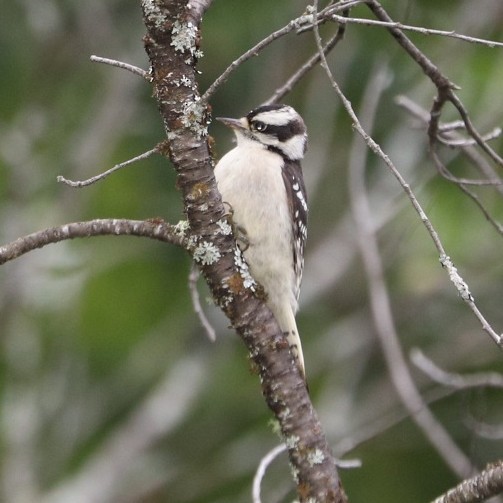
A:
[
  {"xmin": 202, "ymin": 18, "xmax": 306, "ymax": 103},
  {"xmin": 251, "ymin": 443, "xmax": 362, "ymax": 503},
  {"xmin": 396, "ymin": 95, "xmax": 503, "ymax": 235},
  {"xmin": 438, "ymin": 128, "xmax": 501, "ymax": 148},
  {"xmin": 448, "ymin": 93, "xmax": 503, "ymax": 168},
  {"xmin": 365, "ymin": 1, "xmax": 457, "ymax": 90},
  {"xmin": 57, "ymin": 148, "xmax": 159, "ymax": 188},
  {"xmin": 90, "ymin": 55, "xmax": 150, "ymax": 80},
  {"xmin": 313, "ymin": 9, "xmax": 503, "ymax": 350},
  {"xmin": 0, "ymin": 219, "xmax": 189, "ymax": 266},
  {"xmin": 456, "ymin": 184, "xmax": 503, "ymax": 236},
  {"xmin": 465, "ymin": 416, "xmax": 503, "ymax": 441},
  {"xmin": 443, "ymin": 255, "xmax": 503, "ymax": 346},
  {"xmin": 430, "ymin": 461, "xmax": 503, "ymax": 503},
  {"xmin": 363, "ymin": 1, "xmax": 503, "ymax": 178},
  {"xmin": 311, "ymin": 36, "xmax": 446, "ymax": 263},
  {"xmin": 411, "ymin": 349, "xmax": 503, "ymax": 389},
  {"xmin": 397, "ymin": 94, "xmax": 503, "ymax": 176},
  {"xmin": 264, "ymin": 21, "xmax": 346, "ymax": 106},
  {"xmin": 201, "ymin": 1, "xmax": 355, "ymax": 104},
  {"xmin": 428, "ymin": 91, "xmax": 503, "ymax": 188},
  {"xmin": 363, "ymin": 2, "xmax": 500, "ymax": 182},
  {"xmin": 309, "ymin": 12, "xmax": 434, "ymax": 250},
  {"xmin": 252, "ymin": 444, "xmax": 287, "ymax": 503},
  {"xmin": 188, "ymin": 262, "xmax": 216, "ymax": 341},
  {"xmin": 328, "ymin": 29, "xmax": 472, "ymax": 474},
  {"xmin": 327, "ymin": 13, "xmax": 503, "ymax": 48}
]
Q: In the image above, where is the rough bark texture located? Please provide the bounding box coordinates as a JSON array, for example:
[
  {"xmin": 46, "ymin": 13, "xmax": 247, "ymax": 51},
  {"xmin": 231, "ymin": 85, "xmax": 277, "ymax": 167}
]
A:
[
  {"xmin": 431, "ymin": 461, "xmax": 503, "ymax": 503},
  {"xmin": 141, "ymin": 1, "xmax": 347, "ymax": 500}
]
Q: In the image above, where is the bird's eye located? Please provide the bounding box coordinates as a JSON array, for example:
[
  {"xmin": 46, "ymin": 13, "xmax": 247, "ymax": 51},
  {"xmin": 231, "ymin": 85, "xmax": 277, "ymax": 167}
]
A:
[{"xmin": 253, "ymin": 121, "xmax": 267, "ymax": 132}]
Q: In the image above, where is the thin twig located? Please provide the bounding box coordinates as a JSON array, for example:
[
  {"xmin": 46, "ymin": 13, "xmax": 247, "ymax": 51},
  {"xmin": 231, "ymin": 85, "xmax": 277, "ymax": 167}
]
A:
[
  {"xmin": 396, "ymin": 95, "xmax": 503, "ymax": 191},
  {"xmin": 462, "ymin": 188, "xmax": 503, "ymax": 235},
  {"xmin": 57, "ymin": 148, "xmax": 158, "ymax": 188},
  {"xmin": 428, "ymin": 92, "xmax": 498, "ymax": 188},
  {"xmin": 295, "ymin": 0, "xmax": 373, "ymax": 34},
  {"xmin": 202, "ymin": 2, "xmax": 368, "ymax": 104},
  {"xmin": 457, "ymin": 184, "xmax": 503, "ymax": 235},
  {"xmin": 90, "ymin": 55, "xmax": 150, "ymax": 80},
  {"xmin": 371, "ymin": 8, "xmax": 503, "ymax": 340},
  {"xmin": 429, "ymin": 147, "xmax": 502, "ymax": 186},
  {"xmin": 202, "ymin": 19, "xmax": 305, "ymax": 103},
  {"xmin": 448, "ymin": 92, "xmax": 503, "ymax": 168},
  {"xmin": 337, "ymin": 51, "xmax": 473, "ymax": 478},
  {"xmin": 440, "ymin": 255, "xmax": 502, "ymax": 346},
  {"xmin": 364, "ymin": 1, "xmax": 454, "ymax": 89},
  {"xmin": 251, "ymin": 443, "xmax": 362, "ymax": 503},
  {"xmin": 439, "ymin": 127, "xmax": 501, "ymax": 147},
  {"xmin": 188, "ymin": 262, "xmax": 217, "ymax": 341},
  {"xmin": 411, "ymin": 349, "xmax": 503, "ymax": 389},
  {"xmin": 396, "ymin": 95, "xmax": 503, "ymax": 234},
  {"xmin": 201, "ymin": 1, "xmax": 355, "ymax": 104},
  {"xmin": 465, "ymin": 416, "xmax": 503, "ymax": 440},
  {"xmin": 313, "ymin": 0, "xmax": 492, "ymax": 477},
  {"xmin": 312, "ymin": 10, "xmax": 445, "ymax": 254},
  {"xmin": 252, "ymin": 444, "xmax": 287, "ymax": 503},
  {"xmin": 363, "ymin": 1, "xmax": 503, "ymax": 174},
  {"xmin": 264, "ymin": 19, "xmax": 347, "ymax": 105},
  {"xmin": 327, "ymin": 13, "xmax": 503, "ymax": 48},
  {"xmin": 365, "ymin": 0, "xmax": 503, "ymax": 188}
]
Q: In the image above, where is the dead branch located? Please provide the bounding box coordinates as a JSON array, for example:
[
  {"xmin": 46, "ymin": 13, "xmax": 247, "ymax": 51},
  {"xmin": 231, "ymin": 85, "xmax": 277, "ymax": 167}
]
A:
[{"xmin": 0, "ymin": 219, "xmax": 189, "ymax": 266}]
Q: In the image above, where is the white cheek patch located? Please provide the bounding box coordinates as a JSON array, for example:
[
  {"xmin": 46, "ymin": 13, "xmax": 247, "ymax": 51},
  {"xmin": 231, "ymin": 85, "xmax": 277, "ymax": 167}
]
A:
[
  {"xmin": 254, "ymin": 132, "xmax": 277, "ymax": 146},
  {"xmin": 280, "ymin": 133, "xmax": 307, "ymax": 160}
]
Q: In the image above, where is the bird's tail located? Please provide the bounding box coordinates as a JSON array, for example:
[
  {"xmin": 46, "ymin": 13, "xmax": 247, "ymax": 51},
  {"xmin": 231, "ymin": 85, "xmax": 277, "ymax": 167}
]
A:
[{"xmin": 274, "ymin": 305, "xmax": 305, "ymax": 379}]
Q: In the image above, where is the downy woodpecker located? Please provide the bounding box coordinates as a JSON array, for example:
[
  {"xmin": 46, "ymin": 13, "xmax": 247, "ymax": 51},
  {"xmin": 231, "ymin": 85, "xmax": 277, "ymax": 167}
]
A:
[{"xmin": 214, "ymin": 104, "xmax": 308, "ymax": 377}]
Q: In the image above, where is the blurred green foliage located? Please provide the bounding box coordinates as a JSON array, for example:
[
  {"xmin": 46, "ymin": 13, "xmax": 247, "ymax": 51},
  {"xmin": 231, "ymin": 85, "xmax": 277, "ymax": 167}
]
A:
[{"xmin": 1, "ymin": 1, "xmax": 502, "ymax": 502}]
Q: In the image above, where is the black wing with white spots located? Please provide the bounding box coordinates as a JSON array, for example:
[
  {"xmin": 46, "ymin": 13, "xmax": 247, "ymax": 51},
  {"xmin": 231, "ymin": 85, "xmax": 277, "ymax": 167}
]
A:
[{"xmin": 282, "ymin": 159, "xmax": 308, "ymax": 302}]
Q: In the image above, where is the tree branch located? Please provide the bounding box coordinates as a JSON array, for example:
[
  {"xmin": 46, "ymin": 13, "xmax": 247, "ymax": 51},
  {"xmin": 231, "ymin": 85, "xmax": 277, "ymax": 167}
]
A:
[
  {"xmin": 327, "ymin": 13, "xmax": 503, "ymax": 48},
  {"xmin": 364, "ymin": 1, "xmax": 503, "ymax": 181},
  {"xmin": 140, "ymin": 1, "xmax": 347, "ymax": 501},
  {"xmin": 201, "ymin": 1, "xmax": 353, "ymax": 104},
  {"xmin": 90, "ymin": 55, "xmax": 150, "ymax": 80},
  {"xmin": 341, "ymin": 53, "xmax": 472, "ymax": 477},
  {"xmin": 188, "ymin": 262, "xmax": 216, "ymax": 341},
  {"xmin": 430, "ymin": 461, "xmax": 503, "ymax": 503},
  {"xmin": 264, "ymin": 19, "xmax": 347, "ymax": 106},
  {"xmin": 411, "ymin": 349, "xmax": 503, "ymax": 390},
  {"xmin": 396, "ymin": 95, "xmax": 503, "ymax": 236},
  {"xmin": 57, "ymin": 148, "xmax": 159, "ymax": 187},
  {"xmin": 0, "ymin": 219, "xmax": 189, "ymax": 266},
  {"xmin": 313, "ymin": 0, "xmax": 503, "ymax": 350}
]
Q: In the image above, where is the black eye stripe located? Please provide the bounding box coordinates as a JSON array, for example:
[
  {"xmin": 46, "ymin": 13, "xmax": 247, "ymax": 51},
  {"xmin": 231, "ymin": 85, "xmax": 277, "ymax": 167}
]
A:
[{"xmin": 253, "ymin": 121, "xmax": 304, "ymax": 142}]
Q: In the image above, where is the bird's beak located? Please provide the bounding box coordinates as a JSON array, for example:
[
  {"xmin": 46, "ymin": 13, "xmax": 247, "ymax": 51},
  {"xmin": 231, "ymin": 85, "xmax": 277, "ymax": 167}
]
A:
[{"xmin": 216, "ymin": 117, "xmax": 248, "ymax": 130}]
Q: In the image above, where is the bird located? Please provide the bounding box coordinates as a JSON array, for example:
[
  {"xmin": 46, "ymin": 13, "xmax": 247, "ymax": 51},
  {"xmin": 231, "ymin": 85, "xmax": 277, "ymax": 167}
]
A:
[{"xmin": 214, "ymin": 104, "xmax": 308, "ymax": 378}]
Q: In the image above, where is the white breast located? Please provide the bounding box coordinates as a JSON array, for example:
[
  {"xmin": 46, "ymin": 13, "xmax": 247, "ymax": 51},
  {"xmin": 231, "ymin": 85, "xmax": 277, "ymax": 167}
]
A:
[{"xmin": 214, "ymin": 142, "xmax": 298, "ymax": 317}]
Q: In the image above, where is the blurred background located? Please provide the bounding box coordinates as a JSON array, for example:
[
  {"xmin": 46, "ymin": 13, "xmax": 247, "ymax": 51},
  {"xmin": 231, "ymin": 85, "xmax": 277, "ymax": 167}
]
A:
[{"xmin": 1, "ymin": 1, "xmax": 503, "ymax": 502}]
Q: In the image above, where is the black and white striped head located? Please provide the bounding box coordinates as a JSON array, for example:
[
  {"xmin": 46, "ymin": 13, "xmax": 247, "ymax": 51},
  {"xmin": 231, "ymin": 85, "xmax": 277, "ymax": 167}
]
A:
[{"xmin": 217, "ymin": 104, "xmax": 307, "ymax": 161}]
